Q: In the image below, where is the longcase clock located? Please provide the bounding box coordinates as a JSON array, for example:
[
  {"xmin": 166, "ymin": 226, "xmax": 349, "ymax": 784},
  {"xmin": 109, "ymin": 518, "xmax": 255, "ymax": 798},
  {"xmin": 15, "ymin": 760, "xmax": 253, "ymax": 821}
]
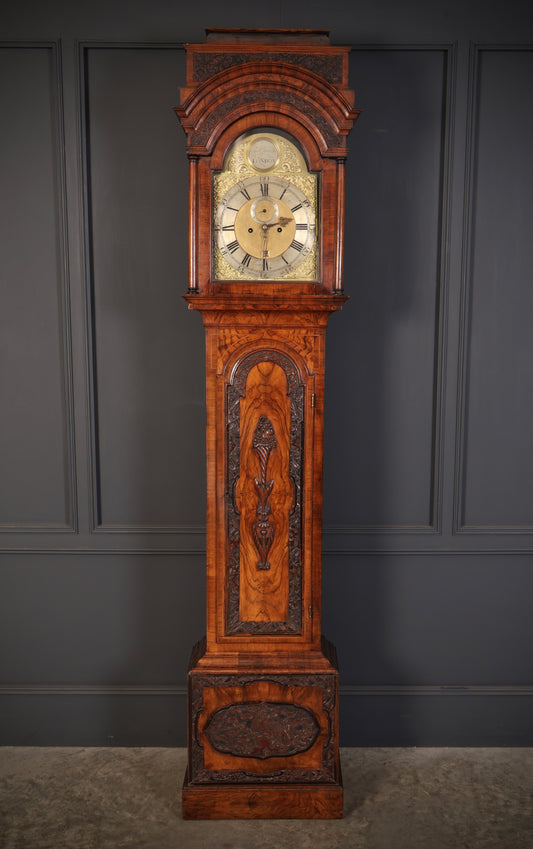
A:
[{"xmin": 175, "ymin": 28, "xmax": 359, "ymax": 819}]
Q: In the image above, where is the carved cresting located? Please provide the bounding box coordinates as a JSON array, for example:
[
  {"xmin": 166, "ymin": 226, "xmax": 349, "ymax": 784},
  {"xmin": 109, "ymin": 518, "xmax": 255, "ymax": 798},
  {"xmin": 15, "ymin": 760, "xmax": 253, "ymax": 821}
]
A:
[
  {"xmin": 191, "ymin": 52, "xmax": 345, "ymax": 85},
  {"xmin": 252, "ymin": 416, "xmax": 277, "ymax": 571}
]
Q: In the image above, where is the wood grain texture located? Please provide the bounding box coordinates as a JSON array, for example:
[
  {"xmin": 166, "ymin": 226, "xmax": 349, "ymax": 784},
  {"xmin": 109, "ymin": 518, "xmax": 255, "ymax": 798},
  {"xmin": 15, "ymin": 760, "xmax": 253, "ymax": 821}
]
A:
[
  {"xmin": 186, "ymin": 648, "xmax": 341, "ymax": 798},
  {"xmin": 226, "ymin": 350, "xmax": 305, "ymax": 635},
  {"xmin": 237, "ymin": 363, "xmax": 291, "ymax": 620},
  {"xmin": 182, "ymin": 773, "xmax": 343, "ymax": 819},
  {"xmin": 177, "ymin": 41, "xmax": 356, "ymax": 158},
  {"xmin": 195, "ymin": 316, "xmax": 341, "ymax": 654},
  {"xmin": 191, "ymin": 677, "xmax": 335, "ymax": 781},
  {"xmin": 176, "ymin": 28, "xmax": 359, "ymax": 297}
]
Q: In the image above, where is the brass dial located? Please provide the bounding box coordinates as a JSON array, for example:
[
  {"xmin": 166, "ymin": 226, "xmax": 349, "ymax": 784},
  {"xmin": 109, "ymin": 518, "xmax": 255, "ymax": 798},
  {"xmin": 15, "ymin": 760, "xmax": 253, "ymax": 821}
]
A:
[
  {"xmin": 215, "ymin": 175, "xmax": 315, "ymax": 279},
  {"xmin": 234, "ymin": 195, "xmax": 296, "ymax": 260},
  {"xmin": 213, "ymin": 131, "xmax": 319, "ymax": 281}
]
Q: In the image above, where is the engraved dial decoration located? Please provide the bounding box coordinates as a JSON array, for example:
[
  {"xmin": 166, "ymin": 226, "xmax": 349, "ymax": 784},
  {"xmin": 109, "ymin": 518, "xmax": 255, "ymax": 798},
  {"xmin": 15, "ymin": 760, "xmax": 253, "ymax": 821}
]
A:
[
  {"xmin": 216, "ymin": 176, "xmax": 315, "ymax": 278},
  {"xmin": 213, "ymin": 132, "xmax": 318, "ymax": 281}
]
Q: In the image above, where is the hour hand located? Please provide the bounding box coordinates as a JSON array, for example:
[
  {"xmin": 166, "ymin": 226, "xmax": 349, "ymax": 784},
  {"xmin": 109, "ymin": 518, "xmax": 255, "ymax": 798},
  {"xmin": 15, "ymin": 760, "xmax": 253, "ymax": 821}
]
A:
[{"xmin": 267, "ymin": 216, "xmax": 293, "ymax": 229}]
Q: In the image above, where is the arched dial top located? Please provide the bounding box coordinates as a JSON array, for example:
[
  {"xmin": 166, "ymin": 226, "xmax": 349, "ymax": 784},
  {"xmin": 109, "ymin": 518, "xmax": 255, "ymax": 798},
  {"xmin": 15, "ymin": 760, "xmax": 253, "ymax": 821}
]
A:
[{"xmin": 213, "ymin": 131, "xmax": 318, "ymax": 281}]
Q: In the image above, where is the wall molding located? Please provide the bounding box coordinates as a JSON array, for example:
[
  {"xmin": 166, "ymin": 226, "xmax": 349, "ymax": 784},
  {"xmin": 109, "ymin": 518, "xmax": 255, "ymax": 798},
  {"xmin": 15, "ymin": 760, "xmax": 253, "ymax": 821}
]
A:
[
  {"xmin": 341, "ymin": 684, "xmax": 533, "ymax": 696},
  {"xmin": 2, "ymin": 543, "xmax": 533, "ymax": 556},
  {"xmin": 454, "ymin": 42, "xmax": 533, "ymax": 536},
  {"xmin": 322, "ymin": 546, "xmax": 533, "ymax": 556},
  {"xmin": 323, "ymin": 524, "xmax": 441, "ymax": 536},
  {"xmin": 2, "ymin": 683, "xmax": 531, "ymax": 697},
  {"xmin": 78, "ymin": 41, "xmax": 200, "ymax": 536},
  {"xmin": 2, "ymin": 682, "xmax": 532, "ymax": 746},
  {"xmin": 0, "ymin": 684, "xmax": 186, "ymax": 696},
  {"xmin": 0, "ymin": 548, "xmax": 206, "ymax": 555},
  {"xmin": 336, "ymin": 43, "xmax": 456, "ymax": 536},
  {"xmin": 91, "ymin": 523, "xmax": 205, "ymax": 535},
  {"xmin": 0, "ymin": 40, "xmax": 78, "ymax": 535}
]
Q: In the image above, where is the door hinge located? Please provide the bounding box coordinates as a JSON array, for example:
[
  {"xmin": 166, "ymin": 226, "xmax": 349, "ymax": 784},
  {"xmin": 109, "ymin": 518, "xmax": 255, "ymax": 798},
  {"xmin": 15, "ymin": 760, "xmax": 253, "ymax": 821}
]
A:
[
  {"xmin": 311, "ymin": 393, "xmax": 316, "ymax": 408},
  {"xmin": 308, "ymin": 604, "xmax": 313, "ymax": 619}
]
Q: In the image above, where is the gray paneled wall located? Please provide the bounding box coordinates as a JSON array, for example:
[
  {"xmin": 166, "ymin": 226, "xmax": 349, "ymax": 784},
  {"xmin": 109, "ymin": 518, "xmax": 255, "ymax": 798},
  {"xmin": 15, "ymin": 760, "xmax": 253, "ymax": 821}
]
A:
[
  {"xmin": 1, "ymin": 1, "xmax": 533, "ymax": 746},
  {"xmin": 459, "ymin": 47, "xmax": 533, "ymax": 530},
  {"xmin": 324, "ymin": 46, "xmax": 449, "ymax": 530},
  {"xmin": 83, "ymin": 46, "xmax": 205, "ymax": 530},
  {"xmin": 0, "ymin": 44, "xmax": 74, "ymax": 531}
]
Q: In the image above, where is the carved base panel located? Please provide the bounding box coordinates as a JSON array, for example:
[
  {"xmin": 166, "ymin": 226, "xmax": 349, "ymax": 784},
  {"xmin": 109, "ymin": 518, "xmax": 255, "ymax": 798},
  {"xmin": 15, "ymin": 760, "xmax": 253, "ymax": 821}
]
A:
[
  {"xmin": 184, "ymin": 641, "xmax": 342, "ymax": 817},
  {"xmin": 182, "ymin": 770, "xmax": 343, "ymax": 819}
]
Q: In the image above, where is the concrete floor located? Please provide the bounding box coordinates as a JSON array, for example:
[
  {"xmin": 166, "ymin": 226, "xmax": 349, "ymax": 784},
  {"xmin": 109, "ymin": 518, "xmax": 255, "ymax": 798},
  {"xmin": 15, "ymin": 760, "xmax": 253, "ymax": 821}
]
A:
[{"xmin": 1, "ymin": 748, "xmax": 532, "ymax": 849}]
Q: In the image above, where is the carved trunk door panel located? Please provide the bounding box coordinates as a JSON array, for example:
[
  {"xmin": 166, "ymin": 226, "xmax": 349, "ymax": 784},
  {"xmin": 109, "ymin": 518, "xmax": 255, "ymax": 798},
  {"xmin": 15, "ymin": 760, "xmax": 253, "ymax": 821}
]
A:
[{"xmin": 226, "ymin": 350, "xmax": 304, "ymax": 635}]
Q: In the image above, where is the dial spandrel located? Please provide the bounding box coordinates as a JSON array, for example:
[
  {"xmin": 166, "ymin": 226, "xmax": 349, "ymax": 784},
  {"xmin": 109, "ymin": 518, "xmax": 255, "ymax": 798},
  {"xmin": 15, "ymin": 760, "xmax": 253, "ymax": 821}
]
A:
[{"xmin": 213, "ymin": 132, "xmax": 318, "ymax": 281}]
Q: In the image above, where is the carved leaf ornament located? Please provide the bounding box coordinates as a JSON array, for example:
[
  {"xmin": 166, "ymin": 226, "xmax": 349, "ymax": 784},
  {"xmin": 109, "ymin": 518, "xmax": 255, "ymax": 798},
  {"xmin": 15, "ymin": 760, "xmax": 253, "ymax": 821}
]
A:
[
  {"xmin": 226, "ymin": 350, "xmax": 304, "ymax": 634},
  {"xmin": 205, "ymin": 701, "xmax": 320, "ymax": 759},
  {"xmin": 252, "ymin": 415, "xmax": 277, "ymax": 571}
]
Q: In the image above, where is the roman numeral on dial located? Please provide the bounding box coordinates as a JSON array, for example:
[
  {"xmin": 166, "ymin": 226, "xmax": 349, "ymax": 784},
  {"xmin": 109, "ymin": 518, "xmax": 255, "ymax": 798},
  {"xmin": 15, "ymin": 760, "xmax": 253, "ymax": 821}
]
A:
[{"xmin": 215, "ymin": 171, "xmax": 317, "ymax": 281}]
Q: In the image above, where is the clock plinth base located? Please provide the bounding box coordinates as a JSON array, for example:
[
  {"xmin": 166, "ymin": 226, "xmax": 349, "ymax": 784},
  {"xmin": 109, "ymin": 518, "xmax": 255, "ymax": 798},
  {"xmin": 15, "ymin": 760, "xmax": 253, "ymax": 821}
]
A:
[
  {"xmin": 182, "ymin": 637, "xmax": 343, "ymax": 820},
  {"xmin": 182, "ymin": 768, "xmax": 343, "ymax": 820}
]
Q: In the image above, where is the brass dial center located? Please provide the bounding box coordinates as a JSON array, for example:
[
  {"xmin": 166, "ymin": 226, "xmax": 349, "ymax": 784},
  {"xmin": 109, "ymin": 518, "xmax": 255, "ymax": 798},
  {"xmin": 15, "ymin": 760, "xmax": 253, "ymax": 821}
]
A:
[{"xmin": 234, "ymin": 197, "xmax": 296, "ymax": 259}]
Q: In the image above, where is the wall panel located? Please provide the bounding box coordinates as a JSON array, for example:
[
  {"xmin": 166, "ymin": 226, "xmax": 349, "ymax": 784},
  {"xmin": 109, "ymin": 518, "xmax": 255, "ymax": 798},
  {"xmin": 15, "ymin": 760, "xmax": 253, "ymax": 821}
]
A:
[
  {"xmin": 324, "ymin": 47, "xmax": 451, "ymax": 533},
  {"xmin": 458, "ymin": 46, "xmax": 533, "ymax": 531},
  {"xmin": 0, "ymin": 11, "xmax": 532, "ymax": 749},
  {"xmin": 0, "ymin": 552, "xmax": 205, "ymax": 684},
  {"xmin": 0, "ymin": 44, "xmax": 75, "ymax": 530},
  {"xmin": 83, "ymin": 45, "xmax": 205, "ymax": 531},
  {"xmin": 323, "ymin": 553, "xmax": 533, "ymax": 686}
]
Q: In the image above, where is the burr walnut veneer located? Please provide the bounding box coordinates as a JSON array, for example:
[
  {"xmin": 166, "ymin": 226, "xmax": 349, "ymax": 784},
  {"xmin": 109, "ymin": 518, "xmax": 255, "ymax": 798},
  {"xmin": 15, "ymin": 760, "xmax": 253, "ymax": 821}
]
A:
[{"xmin": 175, "ymin": 28, "xmax": 359, "ymax": 819}]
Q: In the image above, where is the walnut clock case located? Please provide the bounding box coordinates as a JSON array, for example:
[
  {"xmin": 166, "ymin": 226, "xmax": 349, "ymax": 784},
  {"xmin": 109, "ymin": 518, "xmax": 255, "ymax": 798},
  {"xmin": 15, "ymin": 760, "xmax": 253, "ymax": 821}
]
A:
[{"xmin": 175, "ymin": 29, "xmax": 359, "ymax": 820}]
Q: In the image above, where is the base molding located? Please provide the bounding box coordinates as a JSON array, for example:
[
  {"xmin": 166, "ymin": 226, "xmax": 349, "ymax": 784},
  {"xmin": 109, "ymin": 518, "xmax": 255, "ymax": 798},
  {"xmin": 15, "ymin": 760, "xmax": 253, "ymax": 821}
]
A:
[
  {"xmin": 182, "ymin": 768, "xmax": 343, "ymax": 819},
  {"xmin": 2, "ymin": 685, "xmax": 533, "ymax": 746}
]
